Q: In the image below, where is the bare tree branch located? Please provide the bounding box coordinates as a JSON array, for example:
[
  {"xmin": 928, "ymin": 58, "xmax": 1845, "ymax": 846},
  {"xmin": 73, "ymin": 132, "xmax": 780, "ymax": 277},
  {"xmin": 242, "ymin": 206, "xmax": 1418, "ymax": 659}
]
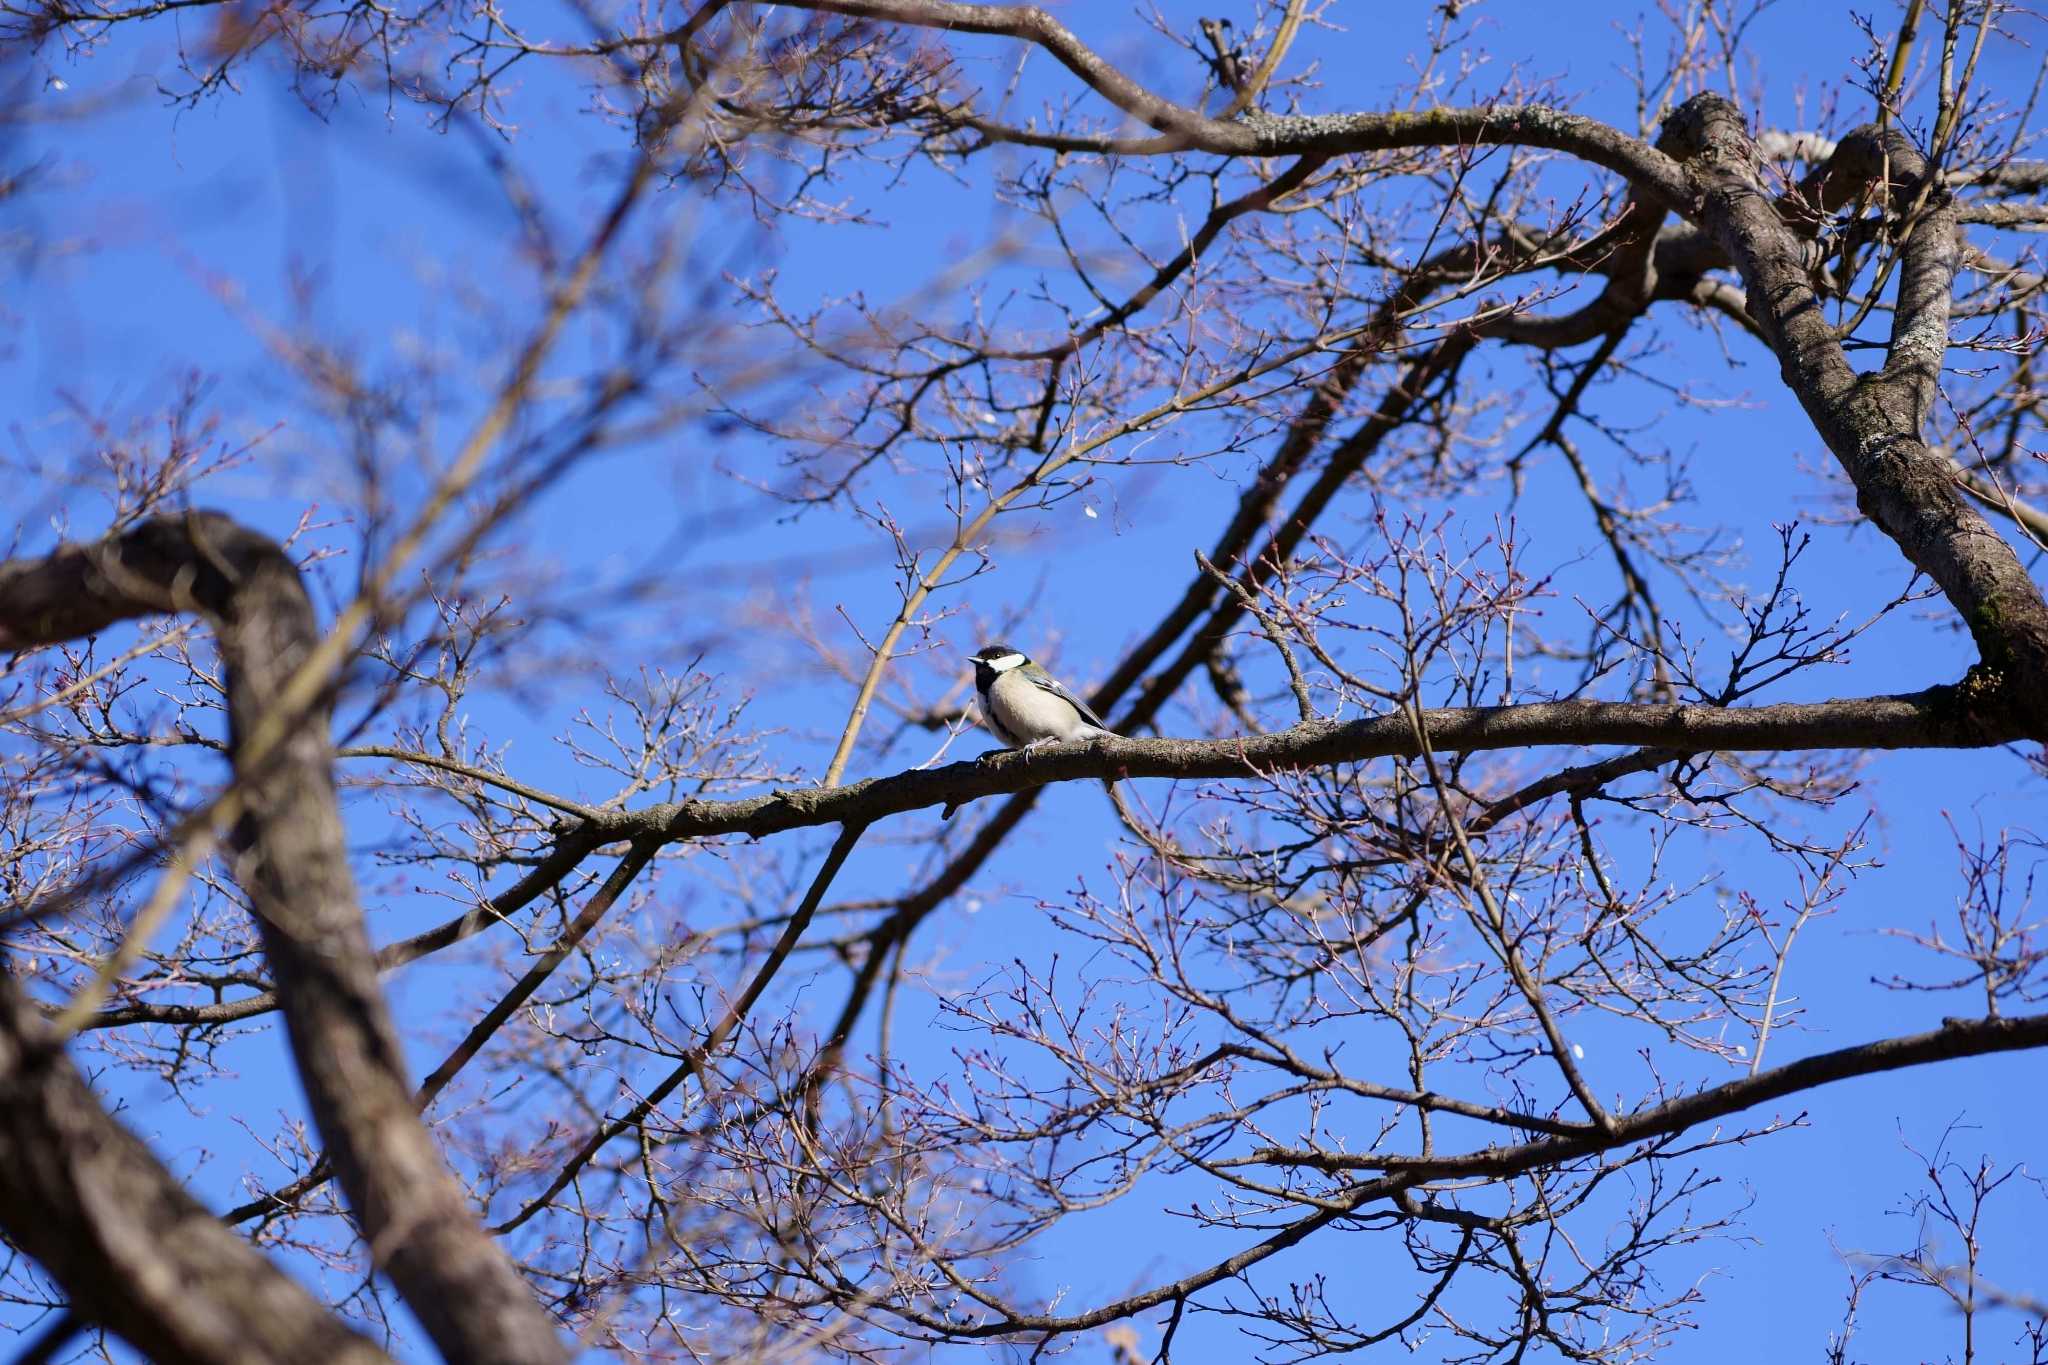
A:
[{"xmin": 0, "ymin": 513, "xmax": 570, "ymax": 1365}]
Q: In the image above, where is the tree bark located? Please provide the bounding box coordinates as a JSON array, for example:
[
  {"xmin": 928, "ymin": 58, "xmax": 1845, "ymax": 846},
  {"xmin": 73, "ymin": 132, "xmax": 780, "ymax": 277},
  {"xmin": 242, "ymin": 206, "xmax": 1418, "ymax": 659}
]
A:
[
  {"xmin": 0, "ymin": 512, "xmax": 569, "ymax": 1365},
  {"xmin": 1661, "ymin": 92, "xmax": 2048, "ymax": 726},
  {"xmin": 0, "ymin": 973, "xmax": 394, "ymax": 1365}
]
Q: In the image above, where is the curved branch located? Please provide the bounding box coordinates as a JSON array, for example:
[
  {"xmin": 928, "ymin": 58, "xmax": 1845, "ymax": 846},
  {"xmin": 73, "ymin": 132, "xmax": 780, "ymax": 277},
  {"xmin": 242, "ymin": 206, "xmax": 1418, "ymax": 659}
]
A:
[
  {"xmin": 0, "ymin": 513, "xmax": 571, "ymax": 1365},
  {"xmin": 0, "ymin": 973, "xmax": 393, "ymax": 1365},
  {"xmin": 873, "ymin": 1009, "xmax": 2048, "ymax": 1339},
  {"xmin": 1661, "ymin": 92, "xmax": 2048, "ymax": 719},
  {"xmin": 340, "ymin": 743, "xmax": 599, "ymax": 818},
  {"xmin": 765, "ymin": 1, "xmax": 1690, "ymax": 202}
]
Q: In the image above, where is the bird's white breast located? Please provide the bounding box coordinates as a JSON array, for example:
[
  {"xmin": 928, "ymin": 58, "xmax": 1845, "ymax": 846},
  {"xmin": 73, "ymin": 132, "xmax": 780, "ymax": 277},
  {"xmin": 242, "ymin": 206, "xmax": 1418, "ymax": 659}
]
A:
[{"xmin": 987, "ymin": 670, "xmax": 1100, "ymax": 743}]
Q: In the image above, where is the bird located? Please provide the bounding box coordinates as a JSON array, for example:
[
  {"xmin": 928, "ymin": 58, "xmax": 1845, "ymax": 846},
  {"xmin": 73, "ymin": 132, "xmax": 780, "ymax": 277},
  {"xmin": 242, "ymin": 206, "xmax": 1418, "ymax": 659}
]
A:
[{"xmin": 967, "ymin": 643, "xmax": 1116, "ymax": 752}]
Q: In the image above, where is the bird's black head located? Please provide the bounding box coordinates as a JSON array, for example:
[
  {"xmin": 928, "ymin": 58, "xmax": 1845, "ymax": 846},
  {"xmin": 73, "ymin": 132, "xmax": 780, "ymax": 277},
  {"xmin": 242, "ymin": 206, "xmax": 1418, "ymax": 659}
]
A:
[{"xmin": 968, "ymin": 643, "xmax": 1029, "ymax": 678}]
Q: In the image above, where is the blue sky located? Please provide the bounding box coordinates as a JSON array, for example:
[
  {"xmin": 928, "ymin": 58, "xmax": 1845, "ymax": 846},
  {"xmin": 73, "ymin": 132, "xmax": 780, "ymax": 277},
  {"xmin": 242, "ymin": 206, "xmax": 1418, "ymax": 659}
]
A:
[{"xmin": 3, "ymin": 1, "xmax": 2045, "ymax": 1361}]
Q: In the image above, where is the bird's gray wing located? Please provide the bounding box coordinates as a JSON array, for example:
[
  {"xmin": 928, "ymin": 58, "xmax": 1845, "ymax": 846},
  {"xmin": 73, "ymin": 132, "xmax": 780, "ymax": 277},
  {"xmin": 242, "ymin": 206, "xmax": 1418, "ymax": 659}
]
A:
[{"xmin": 1025, "ymin": 670, "xmax": 1113, "ymax": 732}]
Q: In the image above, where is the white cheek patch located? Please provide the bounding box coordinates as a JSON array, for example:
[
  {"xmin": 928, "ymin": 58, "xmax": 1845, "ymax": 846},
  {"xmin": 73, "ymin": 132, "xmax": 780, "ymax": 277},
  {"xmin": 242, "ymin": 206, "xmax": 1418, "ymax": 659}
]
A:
[{"xmin": 985, "ymin": 653, "xmax": 1026, "ymax": 671}]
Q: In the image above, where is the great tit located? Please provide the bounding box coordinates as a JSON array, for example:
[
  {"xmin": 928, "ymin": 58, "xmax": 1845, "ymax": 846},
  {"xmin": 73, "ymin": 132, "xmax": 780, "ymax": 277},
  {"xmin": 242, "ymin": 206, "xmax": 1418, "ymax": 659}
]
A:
[{"xmin": 968, "ymin": 643, "xmax": 1116, "ymax": 750}]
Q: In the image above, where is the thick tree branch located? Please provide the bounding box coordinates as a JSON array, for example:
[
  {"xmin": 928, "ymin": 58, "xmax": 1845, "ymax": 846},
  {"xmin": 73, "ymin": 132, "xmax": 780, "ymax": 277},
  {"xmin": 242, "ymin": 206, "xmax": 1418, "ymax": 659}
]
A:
[
  {"xmin": 0, "ymin": 513, "xmax": 570, "ymax": 1365},
  {"xmin": 564, "ymin": 682, "xmax": 2026, "ymax": 847},
  {"xmin": 0, "ymin": 973, "xmax": 393, "ymax": 1365},
  {"xmin": 762, "ymin": 1, "xmax": 1690, "ymax": 202},
  {"xmin": 1661, "ymin": 92, "xmax": 2048, "ymax": 720}
]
